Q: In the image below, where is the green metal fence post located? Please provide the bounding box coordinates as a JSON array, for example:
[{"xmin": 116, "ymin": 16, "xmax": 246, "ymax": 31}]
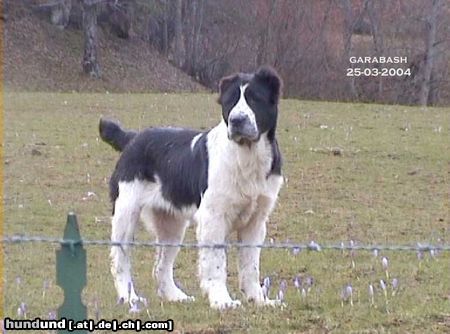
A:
[{"xmin": 56, "ymin": 213, "xmax": 87, "ymax": 334}]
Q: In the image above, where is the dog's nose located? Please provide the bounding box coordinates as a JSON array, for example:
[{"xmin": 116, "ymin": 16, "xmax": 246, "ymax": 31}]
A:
[{"xmin": 229, "ymin": 115, "xmax": 248, "ymax": 128}]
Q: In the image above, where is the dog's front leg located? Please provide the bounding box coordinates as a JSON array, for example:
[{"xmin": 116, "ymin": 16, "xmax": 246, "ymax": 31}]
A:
[
  {"xmin": 237, "ymin": 219, "xmax": 265, "ymax": 305},
  {"xmin": 237, "ymin": 195, "xmax": 280, "ymax": 307},
  {"xmin": 196, "ymin": 209, "xmax": 241, "ymax": 310}
]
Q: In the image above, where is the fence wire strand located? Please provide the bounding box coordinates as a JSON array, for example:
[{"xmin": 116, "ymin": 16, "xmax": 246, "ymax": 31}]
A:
[{"xmin": 2, "ymin": 235, "xmax": 449, "ymax": 252}]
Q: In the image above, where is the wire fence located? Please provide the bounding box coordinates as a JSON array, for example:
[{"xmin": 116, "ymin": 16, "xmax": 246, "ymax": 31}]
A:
[
  {"xmin": 2, "ymin": 214, "xmax": 449, "ymax": 326},
  {"xmin": 2, "ymin": 234, "xmax": 449, "ymax": 252}
]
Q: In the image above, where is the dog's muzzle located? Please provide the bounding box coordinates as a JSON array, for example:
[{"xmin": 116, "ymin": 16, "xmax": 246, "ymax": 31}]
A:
[{"xmin": 227, "ymin": 115, "xmax": 258, "ymax": 143}]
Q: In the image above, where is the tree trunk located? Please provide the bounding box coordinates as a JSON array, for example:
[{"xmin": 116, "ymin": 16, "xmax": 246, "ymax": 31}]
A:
[
  {"xmin": 82, "ymin": 0, "xmax": 100, "ymax": 78},
  {"xmin": 419, "ymin": 0, "xmax": 442, "ymax": 107},
  {"xmin": 183, "ymin": 0, "xmax": 194, "ymax": 74},
  {"xmin": 173, "ymin": 0, "xmax": 184, "ymax": 67},
  {"xmin": 184, "ymin": 0, "xmax": 202, "ymax": 76},
  {"xmin": 161, "ymin": 0, "xmax": 169, "ymax": 57},
  {"xmin": 342, "ymin": 0, "xmax": 357, "ymax": 99},
  {"xmin": 256, "ymin": 0, "xmax": 276, "ymax": 66},
  {"xmin": 192, "ymin": 0, "xmax": 204, "ymax": 75},
  {"xmin": 365, "ymin": 0, "xmax": 384, "ymax": 100}
]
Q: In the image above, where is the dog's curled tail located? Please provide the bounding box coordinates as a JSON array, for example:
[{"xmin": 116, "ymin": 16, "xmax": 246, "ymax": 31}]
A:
[{"xmin": 99, "ymin": 118, "xmax": 137, "ymax": 152}]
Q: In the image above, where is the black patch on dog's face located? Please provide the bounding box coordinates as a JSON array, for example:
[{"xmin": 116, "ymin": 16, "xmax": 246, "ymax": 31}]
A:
[
  {"xmin": 217, "ymin": 66, "xmax": 282, "ymax": 143},
  {"xmin": 217, "ymin": 73, "xmax": 252, "ymax": 126}
]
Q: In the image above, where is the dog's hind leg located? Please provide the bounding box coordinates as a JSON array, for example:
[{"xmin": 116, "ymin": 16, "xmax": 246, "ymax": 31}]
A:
[
  {"xmin": 143, "ymin": 209, "xmax": 194, "ymax": 302},
  {"xmin": 110, "ymin": 182, "xmax": 145, "ymax": 306}
]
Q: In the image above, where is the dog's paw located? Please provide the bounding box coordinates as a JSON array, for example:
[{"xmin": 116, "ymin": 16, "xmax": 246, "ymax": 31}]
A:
[
  {"xmin": 131, "ymin": 295, "xmax": 148, "ymax": 307},
  {"xmin": 117, "ymin": 293, "xmax": 147, "ymax": 308},
  {"xmin": 211, "ymin": 299, "xmax": 242, "ymax": 310},
  {"xmin": 260, "ymin": 298, "xmax": 286, "ymax": 307},
  {"xmin": 243, "ymin": 285, "xmax": 265, "ymax": 305},
  {"xmin": 158, "ymin": 287, "xmax": 195, "ymax": 303},
  {"xmin": 180, "ymin": 295, "xmax": 196, "ymax": 303},
  {"xmin": 171, "ymin": 293, "xmax": 195, "ymax": 303}
]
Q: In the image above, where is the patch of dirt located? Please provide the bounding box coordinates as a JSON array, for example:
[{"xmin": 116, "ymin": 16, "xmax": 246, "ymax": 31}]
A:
[{"xmin": 4, "ymin": 8, "xmax": 205, "ymax": 93}]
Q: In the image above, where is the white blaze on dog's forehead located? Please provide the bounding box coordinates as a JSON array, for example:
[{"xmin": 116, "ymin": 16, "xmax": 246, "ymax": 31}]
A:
[
  {"xmin": 190, "ymin": 133, "xmax": 203, "ymax": 151},
  {"xmin": 228, "ymin": 84, "xmax": 257, "ymax": 130}
]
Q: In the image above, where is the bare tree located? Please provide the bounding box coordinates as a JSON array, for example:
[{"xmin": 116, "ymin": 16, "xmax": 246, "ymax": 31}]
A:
[
  {"xmin": 341, "ymin": 0, "xmax": 357, "ymax": 99},
  {"xmin": 192, "ymin": 0, "xmax": 204, "ymax": 73},
  {"xmin": 256, "ymin": 0, "xmax": 276, "ymax": 66},
  {"xmin": 419, "ymin": 0, "xmax": 443, "ymax": 107},
  {"xmin": 173, "ymin": 0, "xmax": 183, "ymax": 67},
  {"xmin": 183, "ymin": 0, "xmax": 204, "ymax": 76},
  {"xmin": 365, "ymin": 0, "xmax": 384, "ymax": 99},
  {"xmin": 161, "ymin": 0, "xmax": 169, "ymax": 56},
  {"xmin": 82, "ymin": 0, "xmax": 100, "ymax": 78}
]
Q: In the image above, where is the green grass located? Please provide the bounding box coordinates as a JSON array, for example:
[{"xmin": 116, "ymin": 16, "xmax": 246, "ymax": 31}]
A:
[{"xmin": 3, "ymin": 92, "xmax": 450, "ymax": 333}]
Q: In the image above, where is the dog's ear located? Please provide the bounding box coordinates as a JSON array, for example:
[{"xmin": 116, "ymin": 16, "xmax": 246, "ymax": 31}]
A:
[
  {"xmin": 217, "ymin": 74, "xmax": 239, "ymax": 104},
  {"xmin": 254, "ymin": 66, "xmax": 283, "ymax": 104}
]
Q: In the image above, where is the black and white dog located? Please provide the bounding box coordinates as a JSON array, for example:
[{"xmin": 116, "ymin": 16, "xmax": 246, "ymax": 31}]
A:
[{"xmin": 99, "ymin": 66, "xmax": 283, "ymax": 310}]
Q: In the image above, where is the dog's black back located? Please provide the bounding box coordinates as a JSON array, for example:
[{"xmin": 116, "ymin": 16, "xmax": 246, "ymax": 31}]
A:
[{"xmin": 101, "ymin": 121, "xmax": 209, "ymax": 211}]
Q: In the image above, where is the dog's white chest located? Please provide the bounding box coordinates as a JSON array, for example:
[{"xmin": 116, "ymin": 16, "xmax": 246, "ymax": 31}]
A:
[
  {"xmin": 198, "ymin": 123, "xmax": 283, "ymax": 229},
  {"xmin": 234, "ymin": 173, "xmax": 282, "ymax": 227}
]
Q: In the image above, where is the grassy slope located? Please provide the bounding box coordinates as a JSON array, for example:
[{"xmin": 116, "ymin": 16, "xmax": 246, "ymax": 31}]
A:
[
  {"xmin": 4, "ymin": 10, "xmax": 204, "ymax": 93},
  {"xmin": 3, "ymin": 92, "xmax": 450, "ymax": 333}
]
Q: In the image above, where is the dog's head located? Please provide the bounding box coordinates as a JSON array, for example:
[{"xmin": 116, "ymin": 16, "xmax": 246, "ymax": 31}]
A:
[{"xmin": 217, "ymin": 66, "xmax": 282, "ymax": 145}]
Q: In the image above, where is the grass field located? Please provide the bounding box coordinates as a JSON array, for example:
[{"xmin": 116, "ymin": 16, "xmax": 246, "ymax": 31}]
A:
[{"xmin": 3, "ymin": 92, "xmax": 450, "ymax": 333}]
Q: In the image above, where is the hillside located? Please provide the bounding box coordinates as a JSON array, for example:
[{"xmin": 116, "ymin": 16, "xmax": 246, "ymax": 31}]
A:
[
  {"xmin": 3, "ymin": 1, "xmax": 449, "ymax": 105},
  {"xmin": 4, "ymin": 8, "xmax": 204, "ymax": 93}
]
